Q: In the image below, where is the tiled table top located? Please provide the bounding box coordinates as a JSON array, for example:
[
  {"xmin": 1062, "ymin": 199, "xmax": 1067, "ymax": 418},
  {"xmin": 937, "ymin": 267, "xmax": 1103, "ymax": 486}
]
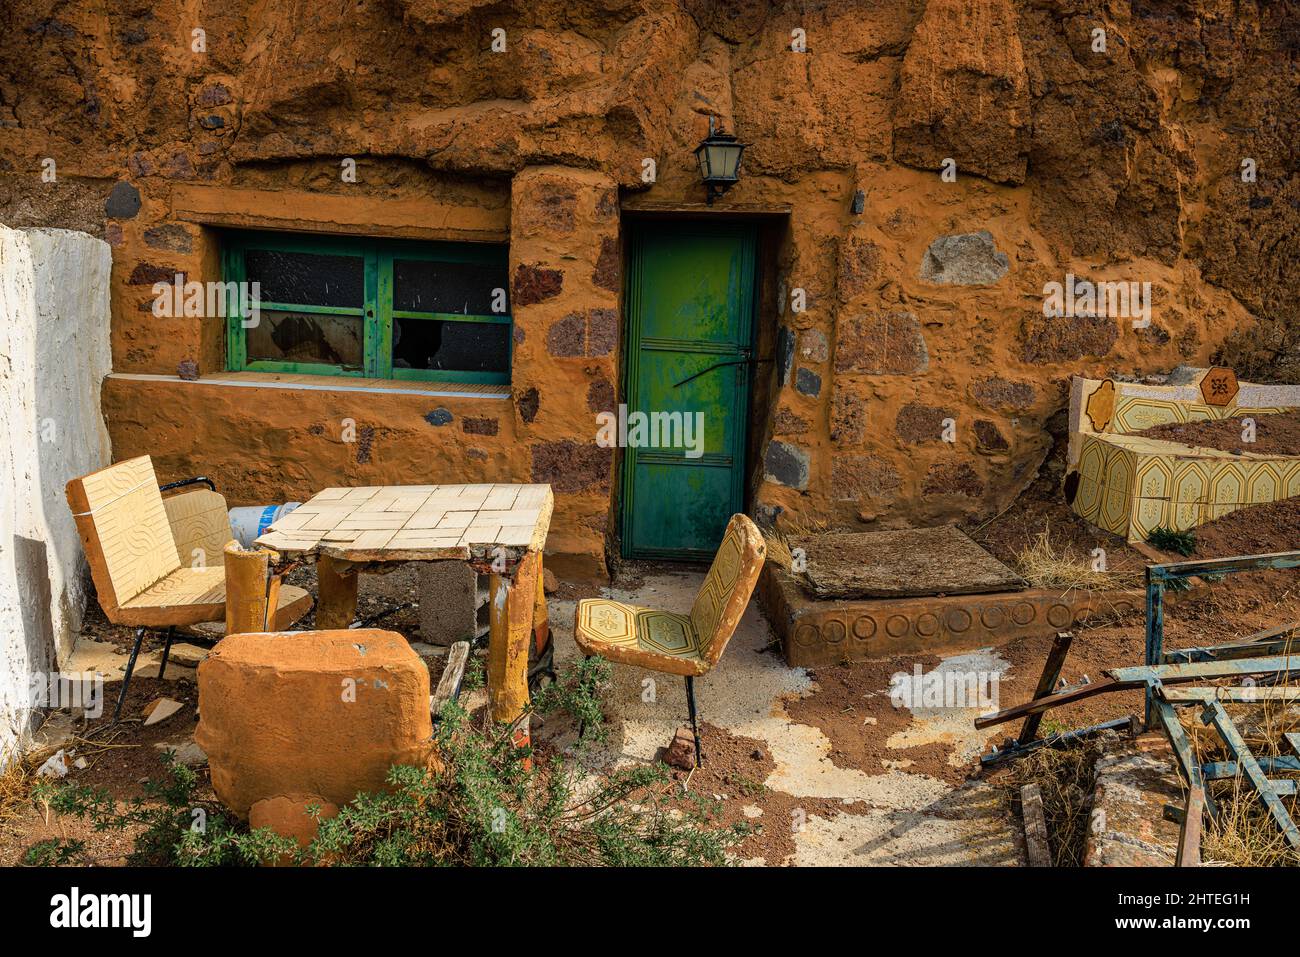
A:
[{"xmin": 255, "ymin": 483, "xmax": 553, "ymax": 561}]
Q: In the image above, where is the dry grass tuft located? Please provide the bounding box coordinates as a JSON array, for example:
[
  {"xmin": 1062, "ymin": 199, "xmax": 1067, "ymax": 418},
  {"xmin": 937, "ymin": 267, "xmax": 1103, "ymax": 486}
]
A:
[
  {"xmin": 1004, "ymin": 732, "xmax": 1118, "ymax": 866},
  {"xmin": 1202, "ymin": 786, "xmax": 1300, "ymax": 866},
  {"xmin": 0, "ymin": 758, "xmax": 35, "ymax": 830},
  {"xmin": 1191, "ymin": 693, "xmax": 1300, "ymax": 867},
  {"xmin": 1015, "ymin": 526, "xmax": 1139, "ymax": 591},
  {"xmin": 764, "ymin": 532, "xmax": 793, "ymax": 571}
]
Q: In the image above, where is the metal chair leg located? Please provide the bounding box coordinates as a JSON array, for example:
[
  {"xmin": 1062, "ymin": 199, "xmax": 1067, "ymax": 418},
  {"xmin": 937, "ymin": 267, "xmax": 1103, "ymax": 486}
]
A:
[
  {"xmin": 157, "ymin": 626, "xmax": 176, "ymax": 681},
  {"xmin": 685, "ymin": 675, "xmax": 703, "ymax": 767},
  {"xmin": 112, "ymin": 626, "xmax": 148, "ymax": 724}
]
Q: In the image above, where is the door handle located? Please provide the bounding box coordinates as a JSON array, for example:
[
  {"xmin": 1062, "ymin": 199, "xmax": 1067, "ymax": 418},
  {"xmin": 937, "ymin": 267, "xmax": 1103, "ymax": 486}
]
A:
[{"xmin": 673, "ymin": 354, "xmax": 770, "ymax": 388}]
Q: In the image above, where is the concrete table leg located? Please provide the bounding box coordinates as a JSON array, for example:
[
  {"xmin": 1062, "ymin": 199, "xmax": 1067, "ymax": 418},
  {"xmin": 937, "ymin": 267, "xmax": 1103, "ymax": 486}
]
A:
[
  {"xmin": 488, "ymin": 550, "xmax": 541, "ymax": 744},
  {"xmin": 224, "ymin": 542, "xmax": 271, "ymax": 635},
  {"xmin": 317, "ymin": 554, "xmax": 359, "ymax": 629}
]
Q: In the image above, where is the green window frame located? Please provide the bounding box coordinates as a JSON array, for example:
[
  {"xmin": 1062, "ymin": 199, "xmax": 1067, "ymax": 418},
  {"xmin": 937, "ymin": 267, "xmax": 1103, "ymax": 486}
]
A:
[{"xmin": 222, "ymin": 231, "xmax": 511, "ymax": 384}]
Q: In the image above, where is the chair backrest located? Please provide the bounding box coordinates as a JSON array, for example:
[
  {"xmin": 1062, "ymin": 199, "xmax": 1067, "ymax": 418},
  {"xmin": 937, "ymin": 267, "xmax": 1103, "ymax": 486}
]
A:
[
  {"xmin": 65, "ymin": 456, "xmax": 181, "ymax": 621},
  {"xmin": 689, "ymin": 513, "xmax": 766, "ymax": 666},
  {"xmin": 163, "ymin": 488, "xmax": 232, "ymax": 570}
]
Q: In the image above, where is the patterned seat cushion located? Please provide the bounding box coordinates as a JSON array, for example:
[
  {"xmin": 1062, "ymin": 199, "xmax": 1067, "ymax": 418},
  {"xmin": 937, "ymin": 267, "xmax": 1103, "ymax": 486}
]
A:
[
  {"xmin": 574, "ymin": 599, "xmax": 707, "ymax": 676},
  {"xmin": 122, "ymin": 567, "xmax": 313, "ymax": 628}
]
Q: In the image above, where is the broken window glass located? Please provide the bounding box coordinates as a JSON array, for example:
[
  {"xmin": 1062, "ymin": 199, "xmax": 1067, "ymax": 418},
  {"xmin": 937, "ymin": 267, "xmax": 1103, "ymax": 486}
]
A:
[
  {"xmin": 392, "ymin": 317, "xmax": 510, "ymax": 374},
  {"xmin": 393, "ymin": 259, "xmax": 507, "ymax": 316},
  {"xmin": 226, "ymin": 233, "xmax": 512, "ymax": 381},
  {"xmin": 245, "ymin": 309, "xmax": 364, "ymax": 369},
  {"xmin": 245, "ymin": 249, "xmax": 364, "ymax": 308}
]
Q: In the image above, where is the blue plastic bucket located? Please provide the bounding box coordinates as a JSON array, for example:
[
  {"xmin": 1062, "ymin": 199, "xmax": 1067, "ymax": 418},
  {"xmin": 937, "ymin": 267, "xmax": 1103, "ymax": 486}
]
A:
[{"xmin": 228, "ymin": 502, "xmax": 302, "ymax": 548}]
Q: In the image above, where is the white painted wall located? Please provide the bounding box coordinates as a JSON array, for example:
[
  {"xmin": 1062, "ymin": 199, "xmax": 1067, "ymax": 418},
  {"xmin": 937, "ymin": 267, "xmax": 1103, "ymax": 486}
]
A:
[{"xmin": 0, "ymin": 226, "xmax": 111, "ymax": 769}]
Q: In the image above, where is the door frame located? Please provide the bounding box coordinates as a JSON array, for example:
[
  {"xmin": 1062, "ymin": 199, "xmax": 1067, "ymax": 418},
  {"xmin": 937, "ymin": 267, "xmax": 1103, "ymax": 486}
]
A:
[{"xmin": 618, "ymin": 218, "xmax": 760, "ymax": 561}]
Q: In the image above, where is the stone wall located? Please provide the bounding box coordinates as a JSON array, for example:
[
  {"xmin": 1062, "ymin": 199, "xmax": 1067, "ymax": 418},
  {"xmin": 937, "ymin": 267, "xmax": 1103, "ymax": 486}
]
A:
[
  {"xmin": 1, "ymin": 0, "xmax": 1294, "ymax": 575},
  {"xmin": 0, "ymin": 227, "xmax": 112, "ymax": 768}
]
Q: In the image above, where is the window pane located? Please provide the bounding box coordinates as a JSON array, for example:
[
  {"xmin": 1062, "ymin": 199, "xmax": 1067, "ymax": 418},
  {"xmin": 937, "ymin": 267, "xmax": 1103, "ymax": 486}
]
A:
[
  {"xmin": 246, "ymin": 309, "xmax": 364, "ymax": 368},
  {"xmin": 244, "ymin": 248, "xmax": 364, "ymax": 308},
  {"xmin": 393, "ymin": 258, "xmax": 507, "ymax": 315},
  {"xmin": 392, "ymin": 317, "xmax": 510, "ymax": 374}
]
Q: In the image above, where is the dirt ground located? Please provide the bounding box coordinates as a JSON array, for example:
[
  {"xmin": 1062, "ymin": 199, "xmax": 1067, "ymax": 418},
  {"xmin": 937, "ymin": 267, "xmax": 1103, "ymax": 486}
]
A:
[
  {"xmin": 1136, "ymin": 409, "xmax": 1300, "ymax": 456},
  {"xmin": 4, "ymin": 492, "xmax": 1296, "ymax": 867},
  {"xmin": 963, "ymin": 475, "xmax": 1149, "ymax": 576}
]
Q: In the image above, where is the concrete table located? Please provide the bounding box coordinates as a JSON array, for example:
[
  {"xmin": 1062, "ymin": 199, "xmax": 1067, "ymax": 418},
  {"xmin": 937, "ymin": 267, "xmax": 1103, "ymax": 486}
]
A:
[{"xmin": 255, "ymin": 483, "xmax": 553, "ymax": 734}]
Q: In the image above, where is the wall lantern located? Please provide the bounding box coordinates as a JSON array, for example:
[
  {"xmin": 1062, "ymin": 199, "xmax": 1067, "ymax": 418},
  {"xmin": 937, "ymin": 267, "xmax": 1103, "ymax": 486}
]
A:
[{"xmin": 694, "ymin": 117, "xmax": 748, "ymax": 205}]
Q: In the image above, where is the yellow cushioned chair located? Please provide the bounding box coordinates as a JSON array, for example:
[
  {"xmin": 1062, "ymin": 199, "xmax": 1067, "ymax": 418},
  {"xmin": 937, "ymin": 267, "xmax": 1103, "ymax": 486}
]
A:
[
  {"xmin": 66, "ymin": 456, "xmax": 313, "ymax": 722},
  {"xmin": 574, "ymin": 513, "xmax": 766, "ymax": 765}
]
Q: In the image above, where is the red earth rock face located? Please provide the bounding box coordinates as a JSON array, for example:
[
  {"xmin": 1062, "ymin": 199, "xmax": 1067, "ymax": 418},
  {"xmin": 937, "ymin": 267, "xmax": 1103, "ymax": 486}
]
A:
[
  {"xmin": 195, "ymin": 629, "xmax": 435, "ymax": 822},
  {"xmin": 2, "ymin": 1, "xmax": 1295, "ymax": 569}
]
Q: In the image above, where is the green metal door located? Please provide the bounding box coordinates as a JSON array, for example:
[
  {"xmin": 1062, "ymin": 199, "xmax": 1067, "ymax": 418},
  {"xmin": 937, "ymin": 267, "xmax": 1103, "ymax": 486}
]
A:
[{"xmin": 621, "ymin": 221, "xmax": 757, "ymax": 560}]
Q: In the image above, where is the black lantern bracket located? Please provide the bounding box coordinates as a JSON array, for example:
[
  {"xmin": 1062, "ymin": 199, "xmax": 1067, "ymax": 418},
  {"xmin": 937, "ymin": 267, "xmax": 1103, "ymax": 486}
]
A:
[{"xmin": 694, "ymin": 116, "xmax": 748, "ymax": 206}]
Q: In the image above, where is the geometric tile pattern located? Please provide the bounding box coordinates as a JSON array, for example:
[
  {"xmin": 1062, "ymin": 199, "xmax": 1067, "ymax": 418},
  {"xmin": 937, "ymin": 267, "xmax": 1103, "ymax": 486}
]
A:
[
  {"xmin": 1111, "ymin": 396, "xmax": 1285, "ymax": 436},
  {"xmin": 1066, "ymin": 372, "xmax": 1300, "ymax": 471},
  {"xmin": 1071, "ymin": 432, "xmax": 1300, "ymax": 542},
  {"xmin": 575, "ymin": 600, "xmax": 704, "ymax": 675},
  {"xmin": 574, "ymin": 514, "xmax": 766, "ymax": 677}
]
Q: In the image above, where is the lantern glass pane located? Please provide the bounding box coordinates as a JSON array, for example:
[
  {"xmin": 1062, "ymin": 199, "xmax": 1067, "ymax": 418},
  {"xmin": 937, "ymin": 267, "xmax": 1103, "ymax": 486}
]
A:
[
  {"xmin": 695, "ymin": 146, "xmax": 711, "ymax": 179},
  {"xmin": 712, "ymin": 144, "xmax": 733, "ymax": 180},
  {"xmin": 721, "ymin": 145, "xmax": 742, "ymax": 179}
]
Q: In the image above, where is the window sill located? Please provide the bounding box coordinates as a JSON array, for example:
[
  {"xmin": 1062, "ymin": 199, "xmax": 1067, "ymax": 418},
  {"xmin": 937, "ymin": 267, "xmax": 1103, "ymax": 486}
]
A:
[{"xmin": 107, "ymin": 371, "xmax": 512, "ymax": 400}]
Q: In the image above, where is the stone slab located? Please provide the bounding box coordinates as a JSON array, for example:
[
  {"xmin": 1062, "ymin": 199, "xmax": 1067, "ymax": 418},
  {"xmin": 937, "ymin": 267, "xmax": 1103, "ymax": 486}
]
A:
[
  {"xmin": 760, "ymin": 561, "xmax": 1143, "ymax": 668},
  {"xmin": 1084, "ymin": 736, "xmax": 1182, "ymax": 867},
  {"xmin": 795, "ymin": 526, "xmax": 1024, "ymax": 599}
]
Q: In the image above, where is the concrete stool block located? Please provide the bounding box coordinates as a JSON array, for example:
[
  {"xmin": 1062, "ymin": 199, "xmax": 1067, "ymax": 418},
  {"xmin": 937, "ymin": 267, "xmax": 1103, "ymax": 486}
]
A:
[
  {"xmin": 418, "ymin": 562, "xmax": 482, "ymax": 645},
  {"xmin": 195, "ymin": 629, "xmax": 434, "ymax": 821}
]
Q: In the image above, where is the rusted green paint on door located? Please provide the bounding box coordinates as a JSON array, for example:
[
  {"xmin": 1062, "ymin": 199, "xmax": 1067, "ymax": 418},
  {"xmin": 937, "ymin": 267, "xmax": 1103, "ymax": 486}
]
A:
[{"xmin": 621, "ymin": 222, "xmax": 757, "ymax": 560}]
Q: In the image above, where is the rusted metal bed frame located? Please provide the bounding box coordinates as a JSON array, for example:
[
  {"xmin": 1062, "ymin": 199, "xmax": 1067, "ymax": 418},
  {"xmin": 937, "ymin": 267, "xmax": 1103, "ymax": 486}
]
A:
[{"xmin": 976, "ymin": 549, "xmax": 1300, "ymax": 857}]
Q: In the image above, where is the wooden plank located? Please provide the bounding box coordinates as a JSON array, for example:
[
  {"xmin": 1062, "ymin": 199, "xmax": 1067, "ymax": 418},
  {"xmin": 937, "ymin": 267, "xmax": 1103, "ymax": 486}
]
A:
[
  {"xmin": 1020, "ymin": 783, "xmax": 1052, "ymax": 867},
  {"xmin": 430, "ymin": 641, "xmax": 471, "ymax": 716},
  {"xmin": 1018, "ymin": 632, "xmax": 1074, "ymax": 747},
  {"xmin": 1176, "ymin": 784, "xmax": 1203, "ymax": 867},
  {"xmin": 975, "ymin": 677, "xmax": 1137, "ymax": 729}
]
